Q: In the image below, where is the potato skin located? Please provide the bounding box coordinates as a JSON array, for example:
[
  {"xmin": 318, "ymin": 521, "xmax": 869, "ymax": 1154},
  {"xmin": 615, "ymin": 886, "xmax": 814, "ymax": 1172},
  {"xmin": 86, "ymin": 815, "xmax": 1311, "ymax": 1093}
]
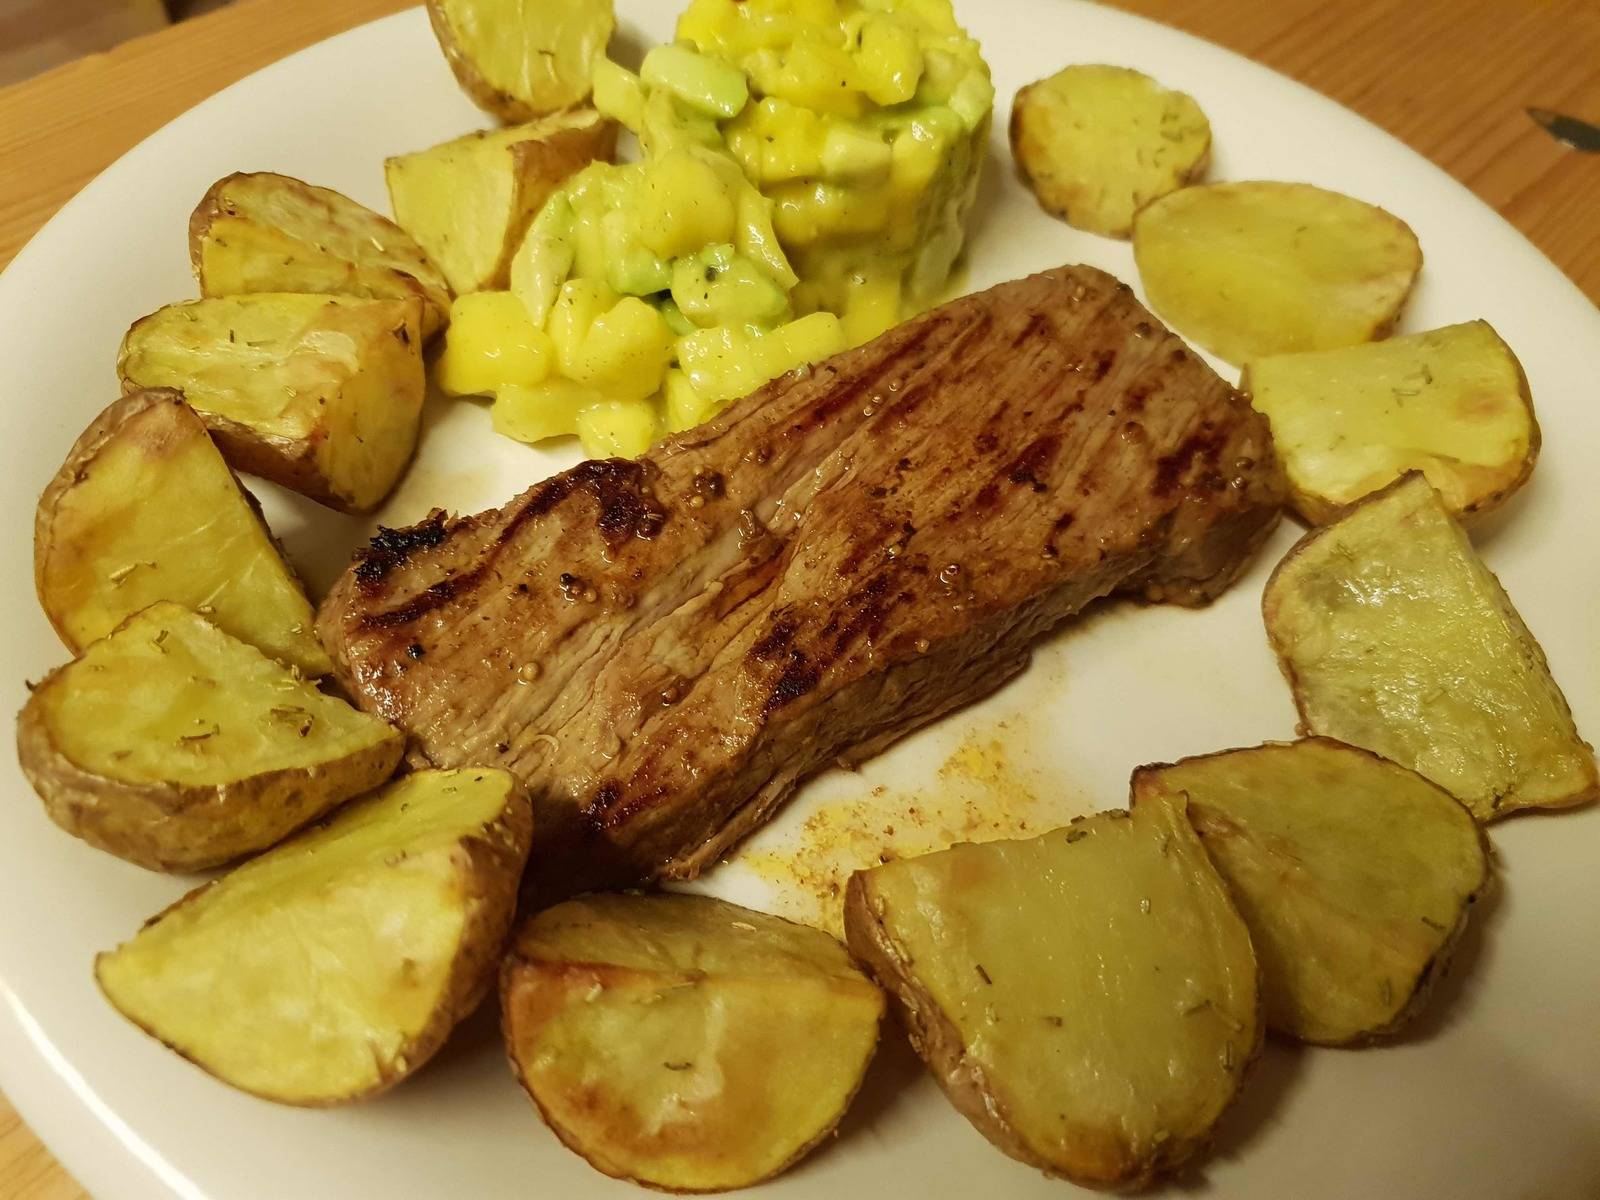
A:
[
  {"xmin": 95, "ymin": 777, "xmax": 532, "ymax": 1104},
  {"xmin": 16, "ymin": 653, "xmax": 404, "ymax": 873},
  {"xmin": 842, "ymin": 873, "xmax": 1017, "ymax": 1165}
]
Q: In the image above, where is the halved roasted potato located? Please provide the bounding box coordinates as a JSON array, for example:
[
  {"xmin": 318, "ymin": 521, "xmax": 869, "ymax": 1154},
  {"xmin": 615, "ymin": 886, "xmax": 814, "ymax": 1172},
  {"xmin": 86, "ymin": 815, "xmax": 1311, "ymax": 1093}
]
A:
[
  {"xmin": 1243, "ymin": 321, "xmax": 1538, "ymax": 523},
  {"xmin": 17, "ymin": 603, "xmax": 401, "ymax": 871},
  {"xmin": 117, "ymin": 294, "xmax": 425, "ymax": 513},
  {"xmin": 1133, "ymin": 181, "xmax": 1422, "ymax": 365},
  {"xmin": 1263, "ymin": 473, "xmax": 1598, "ymax": 820},
  {"xmin": 844, "ymin": 798, "xmax": 1259, "ymax": 1190},
  {"xmin": 387, "ymin": 110, "xmax": 616, "ymax": 296},
  {"xmin": 427, "ymin": 0, "xmax": 616, "ymax": 123},
  {"xmin": 96, "ymin": 768, "xmax": 530, "ymax": 1105},
  {"xmin": 1011, "ymin": 64, "xmax": 1211, "ymax": 238},
  {"xmin": 502, "ymin": 892, "xmax": 883, "ymax": 1192},
  {"xmin": 34, "ymin": 389, "xmax": 330, "ymax": 675},
  {"xmin": 190, "ymin": 172, "xmax": 451, "ymax": 339},
  {"xmin": 1133, "ymin": 739, "xmax": 1490, "ymax": 1045}
]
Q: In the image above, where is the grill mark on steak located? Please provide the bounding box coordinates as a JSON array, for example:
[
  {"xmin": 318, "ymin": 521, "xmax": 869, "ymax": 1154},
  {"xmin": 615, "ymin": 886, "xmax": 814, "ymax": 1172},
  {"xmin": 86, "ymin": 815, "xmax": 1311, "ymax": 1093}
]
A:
[{"xmin": 318, "ymin": 266, "xmax": 1286, "ymax": 899}]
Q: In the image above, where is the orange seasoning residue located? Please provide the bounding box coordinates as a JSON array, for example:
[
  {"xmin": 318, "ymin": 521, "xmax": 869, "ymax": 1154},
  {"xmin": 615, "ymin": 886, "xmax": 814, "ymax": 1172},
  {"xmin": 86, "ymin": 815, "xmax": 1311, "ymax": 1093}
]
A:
[{"xmin": 733, "ymin": 726, "xmax": 1064, "ymax": 938}]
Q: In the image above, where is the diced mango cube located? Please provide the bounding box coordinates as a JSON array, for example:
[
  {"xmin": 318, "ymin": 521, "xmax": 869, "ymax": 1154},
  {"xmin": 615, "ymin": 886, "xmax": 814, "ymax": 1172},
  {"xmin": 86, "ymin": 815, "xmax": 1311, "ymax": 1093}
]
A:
[
  {"xmin": 664, "ymin": 368, "xmax": 721, "ymax": 432},
  {"xmin": 435, "ymin": 291, "xmax": 553, "ymax": 396},
  {"xmin": 576, "ymin": 397, "xmax": 662, "ymax": 459},
  {"xmin": 635, "ymin": 150, "xmax": 738, "ymax": 260},
  {"xmin": 570, "ymin": 296, "xmax": 674, "ymax": 402},
  {"xmin": 492, "ymin": 378, "xmax": 600, "ymax": 443},
  {"xmin": 548, "ymin": 279, "xmax": 618, "ymax": 378}
]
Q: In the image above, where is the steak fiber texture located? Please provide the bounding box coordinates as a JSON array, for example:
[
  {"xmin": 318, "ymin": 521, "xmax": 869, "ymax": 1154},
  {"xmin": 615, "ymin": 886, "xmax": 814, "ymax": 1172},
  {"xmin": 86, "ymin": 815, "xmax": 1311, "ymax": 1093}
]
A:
[{"xmin": 320, "ymin": 266, "xmax": 1285, "ymax": 897}]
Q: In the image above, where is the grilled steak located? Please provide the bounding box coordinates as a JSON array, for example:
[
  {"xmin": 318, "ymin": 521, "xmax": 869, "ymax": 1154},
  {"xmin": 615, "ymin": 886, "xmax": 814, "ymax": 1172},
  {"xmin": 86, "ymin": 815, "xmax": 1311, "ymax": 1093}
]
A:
[{"xmin": 319, "ymin": 266, "xmax": 1285, "ymax": 896}]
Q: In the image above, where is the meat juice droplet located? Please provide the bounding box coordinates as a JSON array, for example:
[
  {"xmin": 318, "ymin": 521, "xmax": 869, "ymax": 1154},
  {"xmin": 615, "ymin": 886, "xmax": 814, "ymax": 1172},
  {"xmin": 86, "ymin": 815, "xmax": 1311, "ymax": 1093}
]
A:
[{"xmin": 516, "ymin": 662, "xmax": 541, "ymax": 684}]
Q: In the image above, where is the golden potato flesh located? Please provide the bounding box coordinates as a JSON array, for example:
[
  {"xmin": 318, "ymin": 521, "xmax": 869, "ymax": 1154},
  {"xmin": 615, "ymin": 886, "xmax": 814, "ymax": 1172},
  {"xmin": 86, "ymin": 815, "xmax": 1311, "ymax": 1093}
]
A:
[
  {"xmin": 427, "ymin": 0, "xmax": 616, "ymax": 123},
  {"xmin": 844, "ymin": 798, "xmax": 1259, "ymax": 1190},
  {"xmin": 1244, "ymin": 321, "xmax": 1538, "ymax": 524},
  {"xmin": 1133, "ymin": 181, "xmax": 1422, "ymax": 365},
  {"xmin": 34, "ymin": 390, "xmax": 330, "ymax": 675},
  {"xmin": 1011, "ymin": 64, "xmax": 1211, "ymax": 238},
  {"xmin": 118, "ymin": 294, "xmax": 424, "ymax": 513},
  {"xmin": 387, "ymin": 110, "xmax": 616, "ymax": 296},
  {"xmin": 97, "ymin": 769, "xmax": 530, "ymax": 1105},
  {"xmin": 1134, "ymin": 739, "xmax": 1489, "ymax": 1045},
  {"xmin": 17, "ymin": 602, "xmax": 402, "ymax": 871},
  {"xmin": 190, "ymin": 172, "xmax": 452, "ymax": 339},
  {"xmin": 1264, "ymin": 474, "xmax": 1598, "ymax": 820},
  {"xmin": 502, "ymin": 893, "xmax": 883, "ymax": 1192}
]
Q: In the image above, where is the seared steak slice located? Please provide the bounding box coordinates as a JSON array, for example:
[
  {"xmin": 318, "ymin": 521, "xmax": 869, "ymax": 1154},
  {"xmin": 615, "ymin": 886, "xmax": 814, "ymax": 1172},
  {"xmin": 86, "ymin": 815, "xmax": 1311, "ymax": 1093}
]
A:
[{"xmin": 319, "ymin": 266, "xmax": 1284, "ymax": 894}]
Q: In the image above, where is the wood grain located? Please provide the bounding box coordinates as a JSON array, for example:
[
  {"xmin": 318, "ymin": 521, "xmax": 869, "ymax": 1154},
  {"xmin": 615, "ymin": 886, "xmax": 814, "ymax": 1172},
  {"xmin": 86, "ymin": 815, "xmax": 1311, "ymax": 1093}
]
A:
[{"xmin": 0, "ymin": 0, "xmax": 1596, "ymax": 1194}]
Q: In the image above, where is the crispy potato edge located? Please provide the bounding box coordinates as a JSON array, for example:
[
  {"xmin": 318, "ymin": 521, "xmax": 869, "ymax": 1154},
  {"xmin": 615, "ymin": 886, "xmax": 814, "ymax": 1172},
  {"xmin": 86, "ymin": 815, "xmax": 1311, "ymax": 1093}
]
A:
[
  {"xmin": 425, "ymin": 0, "xmax": 541, "ymax": 124},
  {"xmin": 500, "ymin": 898, "xmax": 885, "ymax": 1193},
  {"xmin": 1128, "ymin": 737, "xmax": 1494, "ymax": 1046},
  {"xmin": 843, "ymin": 834, "xmax": 1262, "ymax": 1191},
  {"xmin": 1240, "ymin": 329, "xmax": 1542, "ymax": 527}
]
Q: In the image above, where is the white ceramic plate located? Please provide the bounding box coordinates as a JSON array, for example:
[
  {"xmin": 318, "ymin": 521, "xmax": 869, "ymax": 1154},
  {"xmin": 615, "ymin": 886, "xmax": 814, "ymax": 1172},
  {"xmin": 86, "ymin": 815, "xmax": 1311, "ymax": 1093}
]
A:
[{"xmin": 3, "ymin": 3, "xmax": 1598, "ymax": 1197}]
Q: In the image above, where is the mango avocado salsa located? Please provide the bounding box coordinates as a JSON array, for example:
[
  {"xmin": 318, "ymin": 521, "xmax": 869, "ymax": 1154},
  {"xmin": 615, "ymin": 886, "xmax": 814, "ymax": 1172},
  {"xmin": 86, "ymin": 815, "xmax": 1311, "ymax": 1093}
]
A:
[{"xmin": 436, "ymin": 0, "xmax": 993, "ymax": 457}]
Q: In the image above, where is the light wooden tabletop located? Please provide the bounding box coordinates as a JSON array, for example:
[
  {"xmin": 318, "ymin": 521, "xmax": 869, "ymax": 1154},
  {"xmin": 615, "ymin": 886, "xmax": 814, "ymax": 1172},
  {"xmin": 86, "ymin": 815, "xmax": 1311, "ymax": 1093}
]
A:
[{"xmin": 1, "ymin": 0, "xmax": 1597, "ymax": 1195}]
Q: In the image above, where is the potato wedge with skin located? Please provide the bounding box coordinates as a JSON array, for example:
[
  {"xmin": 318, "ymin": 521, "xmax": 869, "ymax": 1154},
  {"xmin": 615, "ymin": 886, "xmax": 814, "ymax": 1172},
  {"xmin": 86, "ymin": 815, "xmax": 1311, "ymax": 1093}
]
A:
[
  {"xmin": 427, "ymin": 0, "xmax": 616, "ymax": 123},
  {"xmin": 1244, "ymin": 321, "xmax": 1538, "ymax": 524},
  {"xmin": 1011, "ymin": 65, "xmax": 1211, "ymax": 238},
  {"xmin": 1264, "ymin": 473, "xmax": 1599, "ymax": 820},
  {"xmin": 34, "ymin": 389, "xmax": 330, "ymax": 675},
  {"xmin": 96, "ymin": 768, "xmax": 529, "ymax": 1105},
  {"xmin": 387, "ymin": 110, "xmax": 616, "ymax": 296},
  {"xmin": 845, "ymin": 798, "xmax": 1259, "ymax": 1190},
  {"xmin": 1133, "ymin": 739, "xmax": 1490, "ymax": 1045},
  {"xmin": 190, "ymin": 172, "xmax": 452, "ymax": 339},
  {"xmin": 1134, "ymin": 181, "xmax": 1422, "ymax": 365},
  {"xmin": 502, "ymin": 893, "xmax": 884, "ymax": 1192},
  {"xmin": 17, "ymin": 603, "xmax": 401, "ymax": 871},
  {"xmin": 118, "ymin": 294, "xmax": 424, "ymax": 513}
]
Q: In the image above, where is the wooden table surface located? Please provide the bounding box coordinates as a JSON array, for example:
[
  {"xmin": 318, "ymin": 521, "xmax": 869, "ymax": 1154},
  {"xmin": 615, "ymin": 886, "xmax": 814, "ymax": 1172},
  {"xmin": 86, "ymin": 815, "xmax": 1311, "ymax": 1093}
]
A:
[{"xmin": 1, "ymin": 0, "xmax": 1597, "ymax": 1194}]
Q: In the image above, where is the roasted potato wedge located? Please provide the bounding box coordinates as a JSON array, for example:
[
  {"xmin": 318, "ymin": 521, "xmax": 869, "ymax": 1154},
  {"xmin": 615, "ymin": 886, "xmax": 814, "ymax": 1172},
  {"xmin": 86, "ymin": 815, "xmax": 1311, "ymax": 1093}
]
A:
[
  {"xmin": 190, "ymin": 172, "xmax": 451, "ymax": 339},
  {"xmin": 34, "ymin": 389, "xmax": 330, "ymax": 675},
  {"xmin": 427, "ymin": 0, "xmax": 616, "ymax": 123},
  {"xmin": 1010, "ymin": 64, "xmax": 1211, "ymax": 238},
  {"xmin": 502, "ymin": 892, "xmax": 883, "ymax": 1192},
  {"xmin": 96, "ymin": 768, "xmax": 530, "ymax": 1105},
  {"xmin": 845, "ymin": 798, "xmax": 1259, "ymax": 1190},
  {"xmin": 1264, "ymin": 473, "xmax": 1599, "ymax": 820},
  {"xmin": 17, "ymin": 603, "xmax": 401, "ymax": 871},
  {"xmin": 1134, "ymin": 181, "xmax": 1422, "ymax": 365},
  {"xmin": 387, "ymin": 110, "xmax": 616, "ymax": 296},
  {"xmin": 1134, "ymin": 739, "xmax": 1490, "ymax": 1045},
  {"xmin": 117, "ymin": 294, "xmax": 425, "ymax": 513},
  {"xmin": 1244, "ymin": 321, "xmax": 1538, "ymax": 523}
]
